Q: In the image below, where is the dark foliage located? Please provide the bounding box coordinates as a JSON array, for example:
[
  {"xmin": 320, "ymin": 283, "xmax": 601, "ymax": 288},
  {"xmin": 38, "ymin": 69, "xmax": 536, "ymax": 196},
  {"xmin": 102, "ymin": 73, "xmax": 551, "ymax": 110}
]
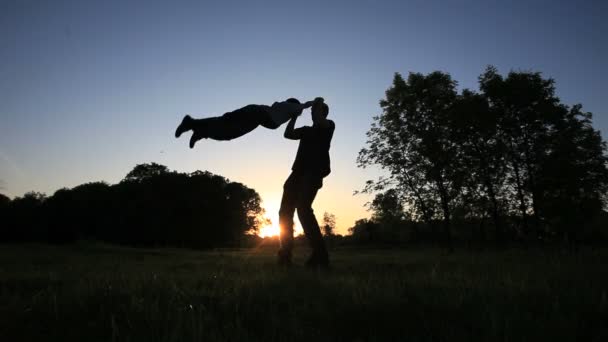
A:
[
  {"xmin": 357, "ymin": 67, "xmax": 608, "ymax": 247},
  {"xmin": 1, "ymin": 163, "xmax": 264, "ymax": 248}
]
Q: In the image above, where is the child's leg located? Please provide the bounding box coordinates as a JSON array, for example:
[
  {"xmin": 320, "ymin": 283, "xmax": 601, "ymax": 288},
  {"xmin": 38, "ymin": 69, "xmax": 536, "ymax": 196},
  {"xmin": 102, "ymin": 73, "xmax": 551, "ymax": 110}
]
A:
[
  {"xmin": 175, "ymin": 115, "xmax": 194, "ymax": 138},
  {"xmin": 213, "ymin": 104, "xmax": 269, "ymax": 139},
  {"xmin": 188, "ymin": 105, "xmax": 271, "ymax": 147}
]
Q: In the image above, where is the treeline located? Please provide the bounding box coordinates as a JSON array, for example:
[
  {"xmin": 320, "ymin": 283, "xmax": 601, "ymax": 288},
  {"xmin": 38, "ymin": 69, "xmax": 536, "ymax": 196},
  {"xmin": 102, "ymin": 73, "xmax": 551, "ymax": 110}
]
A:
[
  {"xmin": 356, "ymin": 67, "xmax": 608, "ymax": 248},
  {"xmin": 0, "ymin": 163, "xmax": 264, "ymax": 248}
]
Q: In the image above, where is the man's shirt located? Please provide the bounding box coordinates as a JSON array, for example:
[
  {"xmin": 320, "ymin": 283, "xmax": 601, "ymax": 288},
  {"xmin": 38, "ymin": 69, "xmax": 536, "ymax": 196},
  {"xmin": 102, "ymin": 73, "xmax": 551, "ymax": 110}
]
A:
[{"xmin": 291, "ymin": 120, "xmax": 335, "ymax": 178}]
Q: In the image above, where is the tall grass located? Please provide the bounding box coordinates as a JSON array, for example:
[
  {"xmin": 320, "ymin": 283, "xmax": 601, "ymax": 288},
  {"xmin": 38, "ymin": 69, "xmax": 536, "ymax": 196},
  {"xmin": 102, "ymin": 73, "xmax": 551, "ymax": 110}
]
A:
[{"xmin": 0, "ymin": 243, "xmax": 606, "ymax": 341}]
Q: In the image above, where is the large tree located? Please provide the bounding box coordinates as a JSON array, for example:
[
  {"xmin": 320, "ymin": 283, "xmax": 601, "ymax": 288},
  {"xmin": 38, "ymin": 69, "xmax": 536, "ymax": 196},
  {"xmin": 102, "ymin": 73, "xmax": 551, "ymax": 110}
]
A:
[
  {"xmin": 538, "ymin": 104, "xmax": 608, "ymax": 243},
  {"xmin": 1, "ymin": 163, "xmax": 265, "ymax": 248},
  {"xmin": 450, "ymin": 89, "xmax": 508, "ymax": 244},
  {"xmin": 359, "ymin": 67, "xmax": 608, "ymax": 246},
  {"xmin": 359, "ymin": 72, "xmax": 463, "ymax": 250}
]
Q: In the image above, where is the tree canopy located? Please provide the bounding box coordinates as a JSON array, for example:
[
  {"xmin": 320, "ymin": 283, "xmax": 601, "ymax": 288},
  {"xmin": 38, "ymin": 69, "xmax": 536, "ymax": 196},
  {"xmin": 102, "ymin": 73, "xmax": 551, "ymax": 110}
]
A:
[
  {"xmin": 358, "ymin": 66, "xmax": 608, "ymax": 247},
  {"xmin": 1, "ymin": 163, "xmax": 264, "ymax": 248}
]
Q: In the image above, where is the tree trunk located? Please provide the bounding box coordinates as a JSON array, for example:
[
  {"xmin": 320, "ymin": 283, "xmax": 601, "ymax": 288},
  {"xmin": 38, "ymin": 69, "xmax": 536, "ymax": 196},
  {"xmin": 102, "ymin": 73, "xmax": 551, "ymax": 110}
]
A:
[
  {"xmin": 403, "ymin": 169, "xmax": 433, "ymax": 224},
  {"xmin": 511, "ymin": 155, "xmax": 529, "ymax": 238},
  {"xmin": 523, "ymin": 145, "xmax": 542, "ymax": 239},
  {"xmin": 485, "ymin": 181, "xmax": 503, "ymax": 246},
  {"xmin": 478, "ymin": 214, "xmax": 486, "ymax": 251},
  {"xmin": 436, "ymin": 178, "xmax": 453, "ymax": 252},
  {"xmin": 473, "ymin": 142, "xmax": 503, "ymax": 246}
]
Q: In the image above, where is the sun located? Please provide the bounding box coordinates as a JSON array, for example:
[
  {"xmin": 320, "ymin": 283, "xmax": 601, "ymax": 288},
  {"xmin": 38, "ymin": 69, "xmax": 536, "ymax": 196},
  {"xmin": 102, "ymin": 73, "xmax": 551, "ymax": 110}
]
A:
[
  {"xmin": 257, "ymin": 199, "xmax": 303, "ymax": 238},
  {"xmin": 258, "ymin": 200, "xmax": 281, "ymax": 238},
  {"xmin": 258, "ymin": 221, "xmax": 281, "ymax": 238}
]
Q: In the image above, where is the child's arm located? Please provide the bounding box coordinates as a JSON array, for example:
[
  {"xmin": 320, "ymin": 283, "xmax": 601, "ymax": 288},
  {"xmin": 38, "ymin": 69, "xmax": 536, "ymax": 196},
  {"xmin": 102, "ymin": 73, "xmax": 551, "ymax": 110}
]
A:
[
  {"xmin": 301, "ymin": 100, "xmax": 315, "ymax": 109},
  {"xmin": 288, "ymin": 100, "xmax": 314, "ymax": 113}
]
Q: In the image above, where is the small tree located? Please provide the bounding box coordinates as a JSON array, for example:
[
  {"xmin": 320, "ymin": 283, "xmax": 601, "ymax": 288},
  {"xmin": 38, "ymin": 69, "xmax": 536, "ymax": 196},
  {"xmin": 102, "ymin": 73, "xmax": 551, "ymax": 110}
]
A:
[
  {"xmin": 322, "ymin": 212, "xmax": 336, "ymax": 237},
  {"xmin": 370, "ymin": 189, "xmax": 404, "ymax": 225}
]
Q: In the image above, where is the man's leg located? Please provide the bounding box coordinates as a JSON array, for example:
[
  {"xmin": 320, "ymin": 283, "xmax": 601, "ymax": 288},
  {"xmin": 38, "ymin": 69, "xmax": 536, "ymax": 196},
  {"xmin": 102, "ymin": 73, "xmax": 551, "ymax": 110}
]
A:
[
  {"xmin": 295, "ymin": 177, "xmax": 329, "ymax": 268},
  {"xmin": 277, "ymin": 173, "xmax": 297, "ymax": 265}
]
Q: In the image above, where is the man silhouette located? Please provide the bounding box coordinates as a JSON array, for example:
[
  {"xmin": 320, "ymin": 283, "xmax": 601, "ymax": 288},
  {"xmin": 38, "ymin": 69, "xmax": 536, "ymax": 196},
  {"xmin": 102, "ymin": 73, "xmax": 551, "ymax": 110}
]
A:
[{"xmin": 277, "ymin": 97, "xmax": 335, "ymax": 269}]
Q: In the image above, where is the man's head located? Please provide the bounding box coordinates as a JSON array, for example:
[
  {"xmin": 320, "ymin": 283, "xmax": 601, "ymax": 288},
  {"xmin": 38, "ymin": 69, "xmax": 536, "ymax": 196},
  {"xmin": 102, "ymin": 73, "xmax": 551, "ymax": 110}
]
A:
[
  {"xmin": 285, "ymin": 98, "xmax": 301, "ymax": 104},
  {"xmin": 311, "ymin": 97, "xmax": 329, "ymax": 124}
]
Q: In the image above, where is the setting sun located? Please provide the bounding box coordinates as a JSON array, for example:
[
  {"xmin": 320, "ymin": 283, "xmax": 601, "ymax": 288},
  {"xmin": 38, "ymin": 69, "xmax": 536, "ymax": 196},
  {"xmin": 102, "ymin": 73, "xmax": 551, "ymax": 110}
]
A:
[
  {"xmin": 258, "ymin": 200, "xmax": 303, "ymax": 238},
  {"xmin": 258, "ymin": 200, "xmax": 281, "ymax": 238},
  {"xmin": 258, "ymin": 222, "xmax": 280, "ymax": 238}
]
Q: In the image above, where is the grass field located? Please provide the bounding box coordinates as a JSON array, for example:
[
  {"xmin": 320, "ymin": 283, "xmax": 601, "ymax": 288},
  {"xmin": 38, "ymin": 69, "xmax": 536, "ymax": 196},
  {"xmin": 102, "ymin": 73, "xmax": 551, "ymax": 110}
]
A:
[{"xmin": 0, "ymin": 242, "xmax": 606, "ymax": 341}]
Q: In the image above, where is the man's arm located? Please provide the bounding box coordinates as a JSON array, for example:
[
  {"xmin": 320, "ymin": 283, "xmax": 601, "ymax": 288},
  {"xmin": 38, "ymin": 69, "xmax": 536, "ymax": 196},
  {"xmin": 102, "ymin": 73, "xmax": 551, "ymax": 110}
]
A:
[{"xmin": 284, "ymin": 115, "xmax": 304, "ymax": 140}]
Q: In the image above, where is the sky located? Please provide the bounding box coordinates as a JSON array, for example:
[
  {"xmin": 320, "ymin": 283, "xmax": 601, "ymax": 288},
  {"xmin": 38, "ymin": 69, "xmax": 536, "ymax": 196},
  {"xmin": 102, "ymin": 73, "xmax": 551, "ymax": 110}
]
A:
[{"xmin": 1, "ymin": 0, "xmax": 607, "ymax": 234}]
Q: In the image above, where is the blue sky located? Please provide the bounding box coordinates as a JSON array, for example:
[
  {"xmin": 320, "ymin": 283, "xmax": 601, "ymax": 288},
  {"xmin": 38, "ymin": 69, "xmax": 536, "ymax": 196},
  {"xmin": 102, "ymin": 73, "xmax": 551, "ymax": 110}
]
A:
[{"xmin": 1, "ymin": 0, "xmax": 606, "ymax": 233}]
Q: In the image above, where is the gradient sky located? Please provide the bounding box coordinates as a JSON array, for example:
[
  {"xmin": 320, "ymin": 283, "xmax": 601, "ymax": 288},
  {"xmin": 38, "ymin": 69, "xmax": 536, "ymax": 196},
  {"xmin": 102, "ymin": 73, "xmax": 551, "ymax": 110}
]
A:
[{"xmin": 1, "ymin": 0, "xmax": 607, "ymax": 234}]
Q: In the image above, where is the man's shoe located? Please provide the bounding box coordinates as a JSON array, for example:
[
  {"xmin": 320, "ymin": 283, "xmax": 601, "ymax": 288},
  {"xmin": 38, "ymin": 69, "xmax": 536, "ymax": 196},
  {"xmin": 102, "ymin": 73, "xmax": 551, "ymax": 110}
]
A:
[{"xmin": 175, "ymin": 115, "xmax": 193, "ymax": 138}]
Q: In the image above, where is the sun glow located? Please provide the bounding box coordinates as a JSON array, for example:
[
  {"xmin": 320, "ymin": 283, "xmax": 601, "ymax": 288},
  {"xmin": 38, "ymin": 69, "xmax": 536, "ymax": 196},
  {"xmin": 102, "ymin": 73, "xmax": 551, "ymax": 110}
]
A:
[
  {"xmin": 257, "ymin": 199, "xmax": 303, "ymax": 238},
  {"xmin": 258, "ymin": 221, "xmax": 281, "ymax": 238},
  {"xmin": 258, "ymin": 200, "xmax": 281, "ymax": 238}
]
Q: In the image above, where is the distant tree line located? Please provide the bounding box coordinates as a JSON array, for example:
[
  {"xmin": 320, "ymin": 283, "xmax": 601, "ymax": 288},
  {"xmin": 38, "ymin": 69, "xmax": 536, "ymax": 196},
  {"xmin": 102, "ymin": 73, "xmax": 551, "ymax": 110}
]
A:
[
  {"xmin": 0, "ymin": 163, "xmax": 264, "ymax": 248},
  {"xmin": 355, "ymin": 67, "xmax": 608, "ymax": 249}
]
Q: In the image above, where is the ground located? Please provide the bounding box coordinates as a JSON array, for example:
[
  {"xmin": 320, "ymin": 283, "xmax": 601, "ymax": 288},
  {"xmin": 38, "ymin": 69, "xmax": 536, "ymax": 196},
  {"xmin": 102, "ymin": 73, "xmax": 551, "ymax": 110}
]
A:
[{"xmin": 0, "ymin": 242, "xmax": 606, "ymax": 341}]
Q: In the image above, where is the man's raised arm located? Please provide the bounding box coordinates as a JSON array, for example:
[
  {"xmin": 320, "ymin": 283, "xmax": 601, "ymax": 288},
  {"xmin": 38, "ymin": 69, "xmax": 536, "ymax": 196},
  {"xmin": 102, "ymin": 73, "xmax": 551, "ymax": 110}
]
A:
[{"xmin": 284, "ymin": 114, "xmax": 303, "ymax": 140}]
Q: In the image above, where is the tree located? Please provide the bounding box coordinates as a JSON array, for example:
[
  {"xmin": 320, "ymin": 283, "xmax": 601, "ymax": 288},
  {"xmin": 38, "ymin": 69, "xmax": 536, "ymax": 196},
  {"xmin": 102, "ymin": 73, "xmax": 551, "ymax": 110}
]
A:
[
  {"xmin": 537, "ymin": 104, "xmax": 608, "ymax": 244},
  {"xmin": 451, "ymin": 89, "xmax": 507, "ymax": 244},
  {"xmin": 478, "ymin": 67, "xmax": 608, "ymax": 243},
  {"xmin": 479, "ymin": 67, "xmax": 553, "ymax": 238},
  {"xmin": 322, "ymin": 212, "xmax": 336, "ymax": 237},
  {"xmin": 1, "ymin": 163, "xmax": 266, "ymax": 248},
  {"xmin": 0, "ymin": 193, "xmax": 10, "ymax": 238},
  {"xmin": 370, "ymin": 189, "xmax": 404, "ymax": 225},
  {"xmin": 4, "ymin": 192, "xmax": 47, "ymax": 242},
  {"xmin": 348, "ymin": 218, "xmax": 379, "ymax": 243},
  {"xmin": 359, "ymin": 71, "xmax": 462, "ymax": 250},
  {"xmin": 123, "ymin": 162, "xmax": 170, "ymax": 183},
  {"xmin": 0, "ymin": 193, "xmax": 9, "ymax": 207},
  {"xmin": 358, "ymin": 66, "xmax": 608, "ymax": 247}
]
